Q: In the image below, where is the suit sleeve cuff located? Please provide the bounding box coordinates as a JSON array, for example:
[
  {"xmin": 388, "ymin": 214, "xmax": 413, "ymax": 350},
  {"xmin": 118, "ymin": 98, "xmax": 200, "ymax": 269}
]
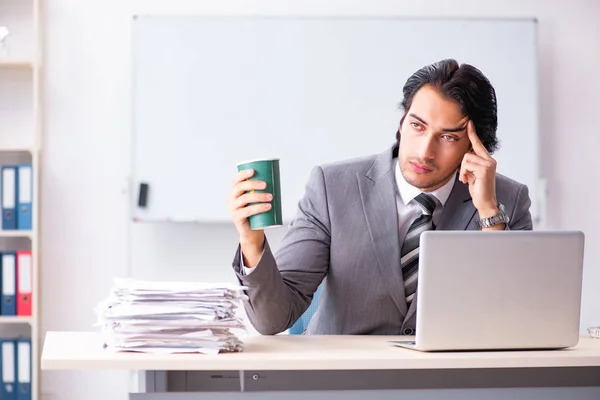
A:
[
  {"xmin": 232, "ymin": 239, "xmax": 273, "ymax": 283},
  {"xmin": 240, "ymin": 249, "xmax": 264, "ymax": 275}
]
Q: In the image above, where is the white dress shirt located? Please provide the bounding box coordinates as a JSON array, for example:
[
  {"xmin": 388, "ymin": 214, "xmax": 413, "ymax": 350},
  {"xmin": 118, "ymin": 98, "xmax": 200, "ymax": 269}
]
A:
[
  {"xmin": 242, "ymin": 158, "xmax": 456, "ymax": 274},
  {"xmin": 393, "ymin": 158, "xmax": 455, "ymax": 234}
]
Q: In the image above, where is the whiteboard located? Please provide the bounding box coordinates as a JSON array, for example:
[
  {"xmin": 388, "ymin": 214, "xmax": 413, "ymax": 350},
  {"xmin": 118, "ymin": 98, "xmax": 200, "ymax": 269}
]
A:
[{"xmin": 131, "ymin": 16, "xmax": 540, "ymax": 224}]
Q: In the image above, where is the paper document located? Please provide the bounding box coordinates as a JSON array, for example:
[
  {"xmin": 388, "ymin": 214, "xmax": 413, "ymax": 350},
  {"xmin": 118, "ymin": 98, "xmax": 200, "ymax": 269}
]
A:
[{"xmin": 95, "ymin": 278, "xmax": 248, "ymax": 354}]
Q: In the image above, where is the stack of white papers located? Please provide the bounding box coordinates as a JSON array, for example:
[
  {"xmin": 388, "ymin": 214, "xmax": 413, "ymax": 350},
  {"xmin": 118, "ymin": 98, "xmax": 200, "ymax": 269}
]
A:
[{"xmin": 95, "ymin": 278, "xmax": 248, "ymax": 355}]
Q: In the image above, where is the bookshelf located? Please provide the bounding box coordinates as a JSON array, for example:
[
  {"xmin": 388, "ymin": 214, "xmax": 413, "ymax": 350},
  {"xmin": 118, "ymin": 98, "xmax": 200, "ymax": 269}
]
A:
[
  {"xmin": 0, "ymin": 0, "xmax": 42, "ymax": 399},
  {"xmin": 0, "ymin": 231, "xmax": 34, "ymax": 239},
  {"xmin": 0, "ymin": 60, "xmax": 33, "ymax": 69}
]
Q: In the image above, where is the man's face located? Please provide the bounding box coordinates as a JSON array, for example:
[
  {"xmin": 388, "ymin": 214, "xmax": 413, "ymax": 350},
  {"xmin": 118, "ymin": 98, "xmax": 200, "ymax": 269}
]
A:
[{"xmin": 398, "ymin": 85, "xmax": 471, "ymax": 192}]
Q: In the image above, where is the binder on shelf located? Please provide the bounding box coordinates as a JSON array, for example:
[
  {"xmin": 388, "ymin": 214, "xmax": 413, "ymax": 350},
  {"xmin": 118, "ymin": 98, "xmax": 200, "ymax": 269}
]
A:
[
  {"xmin": 1, "ymin": 166, "xmax": 18, "ymax": 230},
  {"xmin": 16, "ymin": 165, "xmax": 32, "ymax": 231},
  {"xmin": 16, "ymin": 252, "xmax": 31, "ymax": 317},
  {"xmin": 1, "ymin": 253, "xmax": 16, "ymax": 316},
  {"xmin": 0, "ymin": 339, "xmax": 16, "ymax": 400},
  {"xmin": 16, "ymin": 339, "xmax": 30, "ymax": 400}
]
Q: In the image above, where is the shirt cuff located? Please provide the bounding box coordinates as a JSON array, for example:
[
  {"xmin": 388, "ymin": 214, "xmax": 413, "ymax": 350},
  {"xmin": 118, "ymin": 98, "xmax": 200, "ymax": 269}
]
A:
[{"xmin": 240, "ymin": 249, "xmax": 264, "ymax": 275}]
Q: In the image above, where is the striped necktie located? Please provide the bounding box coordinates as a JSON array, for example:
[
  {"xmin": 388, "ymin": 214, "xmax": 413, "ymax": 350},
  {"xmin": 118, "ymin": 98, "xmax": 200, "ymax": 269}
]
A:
[{"xmin": 400, "ymin": 193, "xmax": 438, "ymax": 304}]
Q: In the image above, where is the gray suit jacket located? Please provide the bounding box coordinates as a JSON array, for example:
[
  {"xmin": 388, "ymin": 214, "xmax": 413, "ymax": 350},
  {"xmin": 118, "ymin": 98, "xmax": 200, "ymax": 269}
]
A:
[{"xmin": 232, "ymin": 144, "xmax": 533, "ymax": 335}]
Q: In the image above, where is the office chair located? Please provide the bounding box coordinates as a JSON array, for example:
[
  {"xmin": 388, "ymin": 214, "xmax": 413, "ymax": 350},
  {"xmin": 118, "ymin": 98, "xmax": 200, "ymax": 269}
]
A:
[{"xmin": 288, "ymin": 284, "xmax": 323, "ymax": 335}]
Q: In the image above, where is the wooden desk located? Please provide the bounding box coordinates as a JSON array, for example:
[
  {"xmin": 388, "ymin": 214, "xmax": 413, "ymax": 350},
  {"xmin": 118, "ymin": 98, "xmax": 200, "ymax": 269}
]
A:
[{"xmin": 42, "ymin": 331, "xmax": 600, "ymax": 399}]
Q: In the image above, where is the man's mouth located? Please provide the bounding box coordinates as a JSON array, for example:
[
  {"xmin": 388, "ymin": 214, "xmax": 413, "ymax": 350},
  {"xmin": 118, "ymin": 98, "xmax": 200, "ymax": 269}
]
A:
[{"xmin": 409, "ymin": 161, "xmax": 433, "ymax": 173}]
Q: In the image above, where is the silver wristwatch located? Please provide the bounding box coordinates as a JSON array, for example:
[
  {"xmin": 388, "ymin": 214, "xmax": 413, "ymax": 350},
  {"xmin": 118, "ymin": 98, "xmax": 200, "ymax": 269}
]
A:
[{"xmin": 476, "ymin": 203, "xmax": 510, "ymax": 228}]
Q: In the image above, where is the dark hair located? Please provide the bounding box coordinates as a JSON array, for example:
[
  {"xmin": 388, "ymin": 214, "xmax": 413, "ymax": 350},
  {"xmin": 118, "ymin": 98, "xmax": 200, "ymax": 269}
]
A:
[{"xmin": 396, "ymin": 59, "xmax": 499, "ymax": 154}]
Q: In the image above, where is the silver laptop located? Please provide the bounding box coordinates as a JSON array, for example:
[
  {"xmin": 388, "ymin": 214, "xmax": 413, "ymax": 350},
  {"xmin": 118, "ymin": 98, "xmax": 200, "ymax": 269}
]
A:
[{"xmin": 391, "ymin": 230, "xmax": 585, "ymax": 352}]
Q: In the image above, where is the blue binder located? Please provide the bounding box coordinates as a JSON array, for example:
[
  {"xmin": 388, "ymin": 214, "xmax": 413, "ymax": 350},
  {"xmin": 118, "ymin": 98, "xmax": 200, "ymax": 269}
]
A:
[
  {"xmin": 16, "ymin": 339, "xmax": 30, "ymax": 400},
  {"xmin": 0, "ymin": 339, "xmax": 17, "ymax": 400},
  {"xmin": 1, "ymin": 166, "xmax": 18, "ymax": 230},
  {"xmin": 16, "ymin": 165, "xmax": 32, "ymax": 231},
  {"xmin": 1, "ymin": 253, "xmax": 17, "ymax": 316}
]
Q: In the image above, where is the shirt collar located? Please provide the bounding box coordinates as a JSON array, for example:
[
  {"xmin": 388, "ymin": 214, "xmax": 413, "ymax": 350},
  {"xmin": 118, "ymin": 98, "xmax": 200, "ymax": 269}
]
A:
[{"xmin": 394, "ymin": 158, "xmax": 456, "ymax": 207}]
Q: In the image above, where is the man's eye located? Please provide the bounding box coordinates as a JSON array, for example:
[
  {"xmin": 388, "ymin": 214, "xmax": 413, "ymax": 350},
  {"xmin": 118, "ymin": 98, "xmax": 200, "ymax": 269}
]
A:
[
  {"xmin": 410, "ymin": 122, "xmax": 422, "ymax": 130},
  {"xmin": 442, "ymin": 135, "xmax": 458, "ymax": 142}
]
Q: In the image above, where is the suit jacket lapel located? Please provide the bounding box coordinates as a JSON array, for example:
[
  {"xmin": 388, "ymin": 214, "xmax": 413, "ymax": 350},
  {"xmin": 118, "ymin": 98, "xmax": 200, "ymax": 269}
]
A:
[
  {"xmin": 403, "ymin": 176, "xmax": 477, "ymax": 323},
  {"xmin": 358, "ymin": 144, "xmax": 408, "ymax": 319},
  {"xmin": 436, "ymin": 176, "xmax": 476, "ymax": 231}
]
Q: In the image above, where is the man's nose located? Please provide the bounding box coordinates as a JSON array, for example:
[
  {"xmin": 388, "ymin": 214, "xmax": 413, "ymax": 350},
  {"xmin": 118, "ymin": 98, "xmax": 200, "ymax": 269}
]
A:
[{"xmin": 417, "ymin": 134, "xmax": 436, "ymax": 160}]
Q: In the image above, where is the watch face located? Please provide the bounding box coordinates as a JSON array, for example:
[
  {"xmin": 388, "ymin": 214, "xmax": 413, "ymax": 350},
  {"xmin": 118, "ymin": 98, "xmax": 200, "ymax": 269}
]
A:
[{"xmin": 477, "ymin": 204, "xmax": 509, "ymax": 228}]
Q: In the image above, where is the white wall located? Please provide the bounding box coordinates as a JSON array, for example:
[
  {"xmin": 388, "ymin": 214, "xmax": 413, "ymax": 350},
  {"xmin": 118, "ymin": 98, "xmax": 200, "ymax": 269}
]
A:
[{"xmin": 41, "ymin": 1, "xmax": 600, "ymax": 399}]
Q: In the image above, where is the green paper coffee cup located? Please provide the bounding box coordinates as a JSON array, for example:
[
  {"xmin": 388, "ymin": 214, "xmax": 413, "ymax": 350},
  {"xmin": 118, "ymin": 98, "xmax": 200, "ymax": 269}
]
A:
[{"xmin": 236, "ymin": 158, "xmax": 282, "ymax": 230}]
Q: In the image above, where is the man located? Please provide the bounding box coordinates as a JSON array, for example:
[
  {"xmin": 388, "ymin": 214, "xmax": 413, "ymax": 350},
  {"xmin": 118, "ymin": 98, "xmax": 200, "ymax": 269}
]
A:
[{"xmin": 227, "ymin": 59, "xmax": 533, "ymax": 336}]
